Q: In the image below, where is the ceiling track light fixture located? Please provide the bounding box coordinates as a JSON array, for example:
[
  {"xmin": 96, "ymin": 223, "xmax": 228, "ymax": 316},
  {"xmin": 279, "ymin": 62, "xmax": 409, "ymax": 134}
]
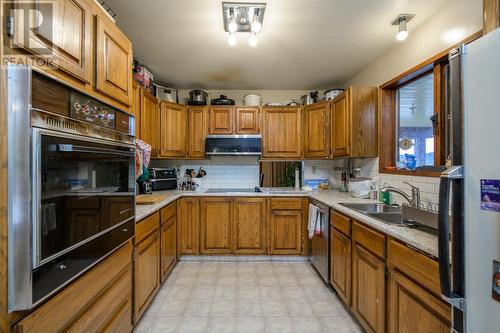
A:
[
  {"xmin": 391, "ymin": 14, "xmax": 415, "ymax": 41},
  {"xmin": 223, "ymin": 2, "xmax": 266, "ymax": 47}
]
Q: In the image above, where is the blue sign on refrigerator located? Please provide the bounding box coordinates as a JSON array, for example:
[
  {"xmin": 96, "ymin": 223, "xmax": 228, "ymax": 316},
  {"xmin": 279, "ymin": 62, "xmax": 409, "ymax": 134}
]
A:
[{"xmin": 480, "ymin": 179, "xmax": 500, "ymax": 212}]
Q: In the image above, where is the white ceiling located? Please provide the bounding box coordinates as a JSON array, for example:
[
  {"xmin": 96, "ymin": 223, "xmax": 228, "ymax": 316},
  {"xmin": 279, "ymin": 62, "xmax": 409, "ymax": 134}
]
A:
[{"xmin": 106, "ymin": 0, "xmax": 447, "ymax": 89}]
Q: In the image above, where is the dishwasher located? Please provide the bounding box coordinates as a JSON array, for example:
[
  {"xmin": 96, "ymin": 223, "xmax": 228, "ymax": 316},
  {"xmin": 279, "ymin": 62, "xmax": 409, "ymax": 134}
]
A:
[{"xmin": 309, "ymin": 200, "xmax": 330, "ymax": 283}]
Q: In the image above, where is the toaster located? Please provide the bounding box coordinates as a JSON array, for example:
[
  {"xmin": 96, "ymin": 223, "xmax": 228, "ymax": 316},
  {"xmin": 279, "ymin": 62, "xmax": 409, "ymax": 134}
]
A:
[{"xmin": 148, "ymin": 167, "xmax": 177, "ymax": 191}]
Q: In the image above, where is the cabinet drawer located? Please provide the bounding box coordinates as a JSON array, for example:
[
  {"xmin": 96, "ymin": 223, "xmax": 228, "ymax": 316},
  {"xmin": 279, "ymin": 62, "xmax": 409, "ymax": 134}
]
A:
[
  {"xmin": 67, "ymin": 267, "xmax": 132, "ymax": 332},
  {"xmin": 160, "ymin": 202, "xmax": 176, "ymax": 224},
  {"xmin": 388, "ymin": 239, "xmax": 441, "ymax": 296},
  {"xmin": 352, "ymin": 221, "xmax": 385, "ymax": 258},
  {"xmin": 270, "ymin": 198, "xmax": 302, "ymax": 210},
  {"xmin": 331, "ymin": 211, "xmax": 351, "ymax": 236},
  {"xmin": 136, "ymin": 212, "xmax": 160, "ymax": 244}
]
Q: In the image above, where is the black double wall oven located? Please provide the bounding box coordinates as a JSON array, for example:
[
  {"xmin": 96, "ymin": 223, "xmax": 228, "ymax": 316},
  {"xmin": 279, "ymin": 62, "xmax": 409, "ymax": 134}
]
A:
[{"xmin": 6, "ymin": 66, "xmax": 136, "ymax": 311}]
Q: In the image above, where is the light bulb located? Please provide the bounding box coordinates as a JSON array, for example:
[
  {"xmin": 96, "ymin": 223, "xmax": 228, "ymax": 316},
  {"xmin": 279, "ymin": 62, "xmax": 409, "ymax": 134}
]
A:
[
  {"xmin": 397, "ymin": 30, "xmax": 408, "ymax": 41},
  {"xmin": 228, "ymin": 19, "xmax": 237, "ymax": 33},
  {"xmin": 227, "ymin": 33, "xmax": 237, "ymax": 46},
  {"xmin": 248, "ymin": 33, "xmax": 258, "ymax": 47},
  {"xmin": 396, "ymin": 18, "xmax": 408, "ymax": 41},
  {"xmin": 251, "ymin": 21, "xmax": 262, "ymax": 34}
]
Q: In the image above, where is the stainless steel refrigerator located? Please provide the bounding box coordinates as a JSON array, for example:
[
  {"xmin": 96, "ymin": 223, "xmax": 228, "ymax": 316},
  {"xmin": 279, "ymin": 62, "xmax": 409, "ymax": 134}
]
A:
[{"xmin": 439, "ymin": 28, "xmax": 500, "ymax": 333}]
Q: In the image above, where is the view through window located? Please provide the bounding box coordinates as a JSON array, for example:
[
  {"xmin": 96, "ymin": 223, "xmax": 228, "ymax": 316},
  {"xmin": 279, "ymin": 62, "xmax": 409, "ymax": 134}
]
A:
[{"xmin": 396, "ymin": 73, "xmax": 435, "ymax": 169}]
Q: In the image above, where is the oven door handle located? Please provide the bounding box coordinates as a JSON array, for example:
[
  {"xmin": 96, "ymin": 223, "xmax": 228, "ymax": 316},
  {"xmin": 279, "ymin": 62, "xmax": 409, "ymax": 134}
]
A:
[{"xmin": 53, "ymin": 144, "xmax": 135, "ymax": 157}]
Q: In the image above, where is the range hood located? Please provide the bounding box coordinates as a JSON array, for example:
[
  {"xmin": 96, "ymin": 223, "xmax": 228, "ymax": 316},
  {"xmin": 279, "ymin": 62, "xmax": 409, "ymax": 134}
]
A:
[{"xmin": 205, "ymin": 135, "xmax": 261, "ymax": 156}]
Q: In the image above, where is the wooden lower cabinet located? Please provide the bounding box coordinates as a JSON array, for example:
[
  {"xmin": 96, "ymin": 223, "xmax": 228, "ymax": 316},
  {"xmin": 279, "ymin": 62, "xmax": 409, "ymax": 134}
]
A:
[
  {"xmin": 200, "ymin": 198, "xmax": 233, "ymax": 254},
  {"xmin": 177, "ymin": 198, "xmax": 200, "ymax": 255},
  {"xmin": 13, "ymin": 242, "xmax": 133, "ymax": 333},
  {"xmin": 330, "ymin": 227, "xmax": 351, "ymax": 306},
  {"xmin": 160, "ymin": 203, "xmax": 177, "ymax": 282},
  {"xmin": 134, "ymin": 213, "xmax": 160, "ymax": 322},
  {"xmin": 233, "ymin": 198, "xmax": 267, "ymax": 254},
  {"xmin": 352, "ymin": 242, "xmax": 385, "ymax": 333},
  {"xmin": 388, "ymin": 271, "xmax": 450, "ymax": 333},
  {"xmin": 269, "ymin": 209, "xmax": 302, "ymax": 254}
]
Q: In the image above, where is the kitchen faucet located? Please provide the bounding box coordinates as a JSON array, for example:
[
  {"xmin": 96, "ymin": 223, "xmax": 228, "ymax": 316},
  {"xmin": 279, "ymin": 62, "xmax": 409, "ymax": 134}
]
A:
[{"xmin": 379, "ymin": 181, "xmax": 421, "ymax": 207}]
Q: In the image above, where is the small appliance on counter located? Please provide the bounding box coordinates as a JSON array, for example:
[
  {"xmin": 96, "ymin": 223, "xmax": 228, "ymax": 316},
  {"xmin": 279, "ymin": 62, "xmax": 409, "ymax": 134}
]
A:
[
  {"xmin": 137, "ymin": 179, "xmax": 153, "ymax": 194},
  {"xmin": 188, "ymin": 89, "xmax": 208, "ymax": 105},
  {"xmin": 211, "ymin": 95, "xmax": 235, "ymax": 105},
  {"xmin": 148, "ymin": 167, "xmax": 177, "ymax": 191}
]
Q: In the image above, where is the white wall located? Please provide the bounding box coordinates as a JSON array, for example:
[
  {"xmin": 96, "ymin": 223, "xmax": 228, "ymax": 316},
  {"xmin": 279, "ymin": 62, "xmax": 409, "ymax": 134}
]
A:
[
  {"xmin": 327, "ymin": 0, "xmax": 482, "ymax": 204},
  {"xmin": 177, "ymin": 90, "xmax": 310, "ymax": 105},
  {"xmin": 342, "ymin": 0, "xmax": 482, "ymax": 87}
]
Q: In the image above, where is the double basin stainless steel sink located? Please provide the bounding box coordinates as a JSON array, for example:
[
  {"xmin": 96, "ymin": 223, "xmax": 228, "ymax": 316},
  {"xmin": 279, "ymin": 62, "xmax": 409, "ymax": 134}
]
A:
[{"xmin": 340, "ymin": 203, "xmax": 438, "ymax": 235}]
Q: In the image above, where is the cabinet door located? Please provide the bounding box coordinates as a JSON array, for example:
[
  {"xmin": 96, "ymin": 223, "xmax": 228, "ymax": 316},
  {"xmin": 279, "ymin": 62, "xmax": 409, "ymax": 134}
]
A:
[
  {"xmin": 330, "ymin": 228, "xmax": 352, "ymax": 306},
  {"xmin": 200, "ymin": 198, "xmax": 233, "ymax": 254},
  {"xmin": 159, "ymin": 102, "xmax": 187, "ymax": 158},
  {"xmin": 389, "ymin": 271, "xmax": 450, "ymax": 333},
  {"xmin": 269, "ymin": 210, "xmax": 302, "ymax": 254},
  {"xmin": 262, "ymin": 107, "xmax": 302, "ymax": 158},
  {"xmin": 132, "ymin": 82, "xmax": 141, "ymax": 139},
  {"xmin": 209, "ymin": 107, "xmax": 234, "ymax": 134},
  {"xmin": 10, "ymin": 0, "xmax": 92, "ymax": 82},
  {"xmin": 235, "ymin": 107, "xmax": 259, "ymax": 134},
  {"xmin": 177, "ymin": 198, "xmax": 200, "ymax": 255},
  {"xmin": 352, "ymin": 243, "xmax": 385, "ymax": 333},
  {"xmin": 331, "ymin": 91, "xmax": 350, "ymax": 157},
  {"xmin": 233, "ymin": 198, "xmax": 266, "ymax": 254},
  {"xmin": 134, "ymin": 231, "xmax": 160, "ymax": 321},
  {"xmin": 188, "ymin": 107, "xmax": 208, "ymax": 158},
  {"xmin": 303, "ymin": 102, "xmax": 330, "ymax": 158},
  {"xmin": 140, "ymin": 90, "xmax": 159, "ymax": 156},
  {"xmin": 160, "ymin": 215, "xmax": 177, "ymax": 282},
  {"xmin": 95, "ymin": 15, "xmax": 133, "ymax": 105}
]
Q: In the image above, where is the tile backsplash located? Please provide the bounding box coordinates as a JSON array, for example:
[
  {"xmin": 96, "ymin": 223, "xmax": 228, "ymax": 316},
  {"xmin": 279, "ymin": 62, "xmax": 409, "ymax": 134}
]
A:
[
  {"xmin": 303, "ymin": 158, "xmax": 440, "ymax": 205},
  {"xmin": 151, "ymin": 156, "xmax": 260, "ymax": 189}
]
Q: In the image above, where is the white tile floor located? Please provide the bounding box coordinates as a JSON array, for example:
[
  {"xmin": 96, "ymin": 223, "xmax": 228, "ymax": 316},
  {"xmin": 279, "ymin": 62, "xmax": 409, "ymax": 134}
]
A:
[{"xmin": 134, "ymin": 261, "xmax": 363, "ymax": 333}]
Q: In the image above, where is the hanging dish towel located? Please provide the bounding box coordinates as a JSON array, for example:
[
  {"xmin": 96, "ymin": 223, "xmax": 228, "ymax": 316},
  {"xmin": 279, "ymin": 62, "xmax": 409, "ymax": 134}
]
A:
[
  {"xmin": 308, "ymin": 204, "xmax": 321, "ymax": 239},
  {"xmin": 136, "ymin": 139, "xmax": 151, "ymax": 167}
]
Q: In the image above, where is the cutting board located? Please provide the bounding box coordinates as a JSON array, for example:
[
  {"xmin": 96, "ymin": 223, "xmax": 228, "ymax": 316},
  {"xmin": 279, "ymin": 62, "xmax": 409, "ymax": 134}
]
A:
[{"xmin": 136, "ymin": 194, "xmax": 169, "ymax": 205}]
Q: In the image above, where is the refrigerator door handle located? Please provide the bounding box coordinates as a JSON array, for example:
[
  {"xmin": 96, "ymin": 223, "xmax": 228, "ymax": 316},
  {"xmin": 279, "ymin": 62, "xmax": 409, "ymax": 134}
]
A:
[{"xmin": 438, "ymin": 166, "xmax": 465, "ymax": 310}]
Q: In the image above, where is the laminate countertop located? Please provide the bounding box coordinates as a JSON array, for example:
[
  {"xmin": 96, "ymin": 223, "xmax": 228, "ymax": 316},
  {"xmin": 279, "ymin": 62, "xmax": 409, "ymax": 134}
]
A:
[{"xmin": 135, "ymin": 189, "xmax": 439, "ymax": 258}]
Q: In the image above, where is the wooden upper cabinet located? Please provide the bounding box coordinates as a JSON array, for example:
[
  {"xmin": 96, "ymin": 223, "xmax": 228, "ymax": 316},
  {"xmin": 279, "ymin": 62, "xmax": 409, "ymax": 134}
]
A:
[
  {"xmin": 177, "ymin": 198, "xmax": 200, "ymax": 255},
  {"xmin": 159, "ymin": 102, "xmax": 187, "ymax": 158},
  {"xmin": 132, "ymin": 82, "xmax": 141, "ymax": 138},
  {"xmin": 95, "ymin": 14, "xmax": 133, "ymax": 105},
  {"xmin": 303, "ymin": 101, "xmax": 331, "ymax": 158},
  {"xmin": 233, "ymin": 198, "xmax": 267, "ymax": 254},
  {"xmin": 262, "ymin": 107, "xmax": 302, "ymax": 158},
  {"xmin": 235, "ymin": 107, "xmax": 259, "ymax": 134},
  {"xmin": 140, "ymin": 89, "xmax": 159, "ymax": 156},
  {"xmin": 209, "ymin": 106, "xmax": 234, "ymax": 134},
  {"xmin": 200, "ymin": 198, "xmax": 233, "ymax": 254},
  {"xmin": 188, "ymin": 107, "xmax": 208, "ymax": 159},
  {"xmin": 331, "ymin": 87, "xmax": 378, "ymax": 158},
  {"xmin": 331, "ymin": 91, "xmax": 350, "ymax": 156},
  {"xmin": 10, "ymin": 0, "xmax": 92, "ymax": 82}
]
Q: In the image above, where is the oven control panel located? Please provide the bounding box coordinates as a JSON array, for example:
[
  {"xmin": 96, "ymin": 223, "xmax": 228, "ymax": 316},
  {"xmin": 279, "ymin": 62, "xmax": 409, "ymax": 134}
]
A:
[{"xmin": 70, "ymin": 92, "xmax": 116, "ymax": 129}]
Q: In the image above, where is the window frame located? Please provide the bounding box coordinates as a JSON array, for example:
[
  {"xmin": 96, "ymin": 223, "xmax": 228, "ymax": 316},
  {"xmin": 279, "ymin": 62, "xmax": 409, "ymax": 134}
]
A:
[{"xmin": 378, "ymin": 31, "xmax": 481, "ymax": 177}]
